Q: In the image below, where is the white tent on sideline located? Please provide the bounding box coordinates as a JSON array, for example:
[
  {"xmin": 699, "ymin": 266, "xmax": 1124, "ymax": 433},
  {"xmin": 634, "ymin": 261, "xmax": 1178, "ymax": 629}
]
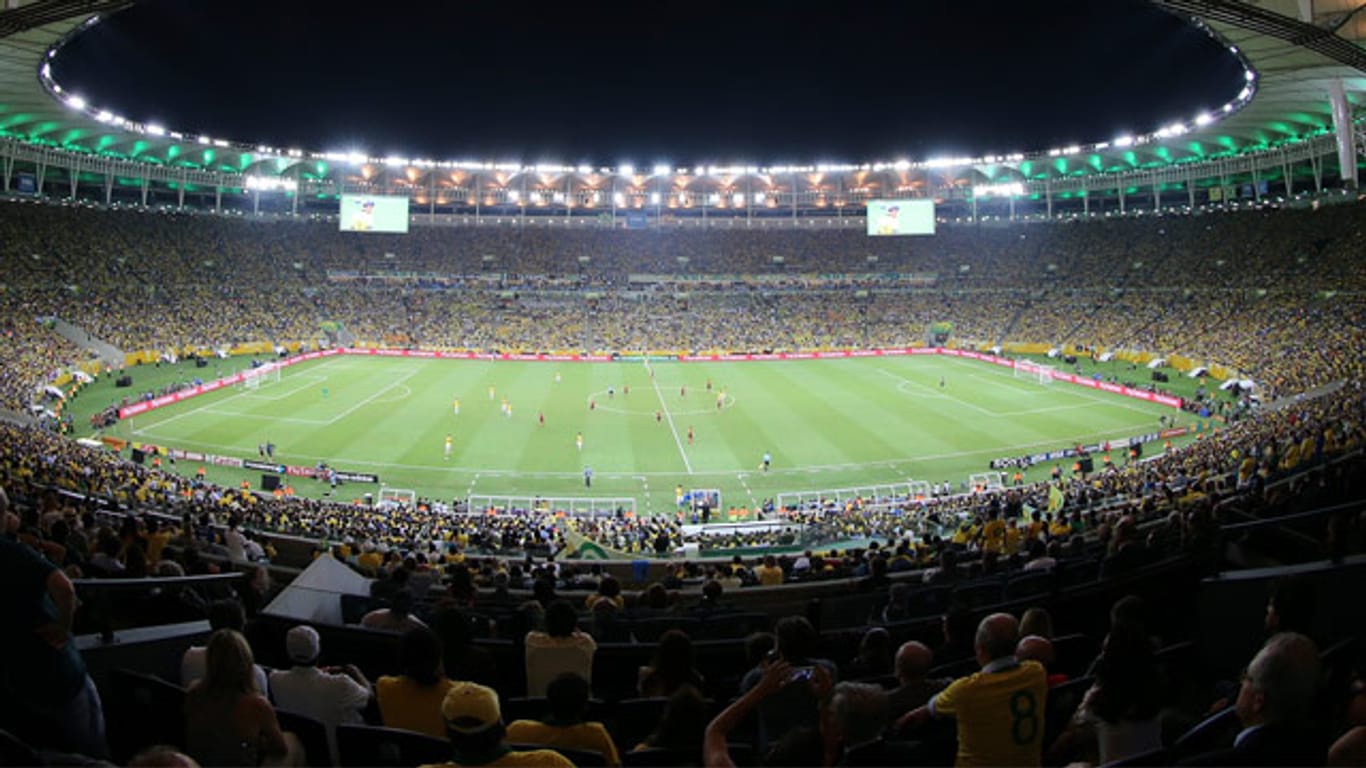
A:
[
  {"xmin": 1147, "ymin": 358, "xmax": 1168, "ymax": 369},
  {"xmin": 264, "ymin": 553, "xmax": 372, "ymax": 625}
]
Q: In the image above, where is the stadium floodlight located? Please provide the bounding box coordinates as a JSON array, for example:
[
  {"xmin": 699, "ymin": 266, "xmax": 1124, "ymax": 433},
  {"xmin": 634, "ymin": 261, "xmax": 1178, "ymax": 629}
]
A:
[
  {"xmin": 577, "ymin": 164, "xmax": 591, "ymax": 175},
  {"xmin": 146, "ymin": 123, "xmax": 166, "ymax": 136},
  {"xmin": 95, "ymin": 110, "xmax": 113, "ymax": 123},
  {"xmin": 612, "ymin": 192, "xmax": 624, "ymax": 206},
  {"xmin": 1238, "ymin": 86, "xmax": 1253, "ymax": 101},
  {"xmin": 346, "ymin": 151, "xmax": 366, "ymax": 165},
  {"xmin": 893, "ymin": 159, "xmax": 911, "ymax": 171},
  {"xmin": 382, "ymin": 156, "xmax": 407, "ymax": 167},
  {"xmin": 1244, "ymin": 70, "xmax": 1255, "ymax": 82},
  {"xmin": 650, "ymin": 192, "xmax": 661, "ymax": 204},
  {"xmin": 618, "ymin": 164, "xmax": 634, "ymax": 177},
  {"xmin": 198, "ymin": 135, "xmax": 212, "ymax": 145},
  {"xmin": 733, "ymin": 192, "xmax": 744, "ymax": 206},
  {"xmin": 755, "ymin": 192, "xmax": 766, "ymax": 203},
  {"xmin": 508, "ymin": 190, "xmax": 520, "ymax": 202},
  {"xmin": 1114, "ymin": 135, "xmax": 1135, "ymax": 147},
  {"xmin": 213, "ymin": 139, "xmax": 228, "ymax": 147},
  {"xmin": 67, "ymin": 95, "xmax": 86, "ymax": 110},
  {"xmin": 652, "ymin": 163, "xmax": 670, "ymax": 176},
  {"xmin": 1195, "ymin": 112, "xmax": 1213, "ymax": 126}
]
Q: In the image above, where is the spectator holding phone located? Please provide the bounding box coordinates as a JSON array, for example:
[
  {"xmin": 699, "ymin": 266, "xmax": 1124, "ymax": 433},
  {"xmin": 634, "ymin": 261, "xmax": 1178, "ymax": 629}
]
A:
[{"xmin": 737, "ymin": 616, "xmax": 838, "ymax": 751}]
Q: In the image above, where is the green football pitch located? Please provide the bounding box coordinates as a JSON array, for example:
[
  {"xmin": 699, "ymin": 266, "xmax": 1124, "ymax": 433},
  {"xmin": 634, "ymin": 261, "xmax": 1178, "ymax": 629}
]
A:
[{"xmin": 75, "ymin": 354, "xmax": 1195, "ymax": 515}]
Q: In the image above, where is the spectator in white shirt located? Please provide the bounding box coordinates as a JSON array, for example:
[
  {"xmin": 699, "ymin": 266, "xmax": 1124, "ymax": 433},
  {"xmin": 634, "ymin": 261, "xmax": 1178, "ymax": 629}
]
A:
[{"xmin": 269, "ymin": 625, "xmax": 372, "ymax": 765}]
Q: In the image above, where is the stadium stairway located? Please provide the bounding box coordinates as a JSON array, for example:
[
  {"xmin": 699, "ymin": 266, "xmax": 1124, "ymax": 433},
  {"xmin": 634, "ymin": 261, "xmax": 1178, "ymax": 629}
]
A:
[{"xmin": 49, "ymin": 317, "xmax": 124, "ymax": 367}]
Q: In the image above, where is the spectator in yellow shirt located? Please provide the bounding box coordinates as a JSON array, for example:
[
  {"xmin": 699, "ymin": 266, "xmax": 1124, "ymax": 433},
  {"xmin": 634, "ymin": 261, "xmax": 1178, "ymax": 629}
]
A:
[
  {"xmin": 753, "ymin": 555, "xmax": 784, "ymax": 586},
  {"xmin": 420, "ymin": 681, "xmax": 572, "ymax": 768},
  {"xmin": 506, "ymin": 673, "xmax": 619, "ymax": 766}
]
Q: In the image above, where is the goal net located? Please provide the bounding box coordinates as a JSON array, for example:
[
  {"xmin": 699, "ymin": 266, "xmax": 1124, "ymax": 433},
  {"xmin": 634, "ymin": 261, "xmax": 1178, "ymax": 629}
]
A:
[
  {"xmin": 1013, "ymin": 360, "xmax": 1056, "ymax": 385},
  {"xmin": 968, "ymin": 472, "xmax": 1007, "ymax": 493},
  {"xmin": 239, "ymin": 362, "xmax": 282, "ymax": 391},
  {"xmin": 377, "ymin": 487, "xmax": 417, "ymax": 510},
  {"xmin": 909, "ymin": 480, "xmax": 933, "ymax": 501}
]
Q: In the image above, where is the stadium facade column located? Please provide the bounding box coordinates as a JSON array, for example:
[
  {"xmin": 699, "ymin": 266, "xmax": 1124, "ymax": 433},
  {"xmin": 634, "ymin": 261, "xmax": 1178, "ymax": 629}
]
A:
[
  {"xmin": 214, "ymin": 185, "xmax": 222, "ymax": 213},
  {"xmin": 1045, "ymin": 179, "xmax": 1053, "ymax": 219},
  {"xmin": 177, "ymin": 174, "xmax": 185, "ymax": 209},
  {"xmin": 970, "ymin": 192, "xmax": 978, "ymax": 223},
  {"xmin": 103, "ymin": 173, "xmax": 113, "ymax": 205},
  {"xmin": 1008, "ymin": 192, "xmax": 1016, "ymax": 221},
  {"xmin": 1187, "ymin": 170, "xmax": 1196, "ymax": 209},
  {"xmin": 476, "ymin": 175, "xmax": 482, "ymax": 224},
  {"xmin": 140, "ymin": 173, "xmax": 149, "ymax": 206},
  {"xmin": 1152, "ymin": 171, "xmax": 1160, "ymax": 212},
  {"xmin": 1328, "ymin": 78, "xmax": 1358, "ymax": 189},
  {"xmin": 70, "ymin": 157, "xmax": 80, "ymax": 200},
  {"xmin": 1280, "ymin": 148, "xmax": 1293, "ymax": 198},
  {"xmin": 1309, "ymin": 152, "xmax": 1323, "ymax": 193},
  {"xmin": 1, "ymin": 146, "xmax": 10, "ymax": 192},
  {"xmin": 1082, "ymin": 182, "xmax": 1089, "ymax": 215}
]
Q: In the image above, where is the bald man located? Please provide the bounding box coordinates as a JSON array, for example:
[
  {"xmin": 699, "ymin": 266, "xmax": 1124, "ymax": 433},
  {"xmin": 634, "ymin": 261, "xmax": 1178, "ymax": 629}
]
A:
[
  {"xmin": 898, "ymin": 612, "xmax": 1047, "ymax": 767},
  {"xmin": 888, "ymin": 641, "xmax": 951, "ymax": 720},
  {"xmin": 1015, "ymin": 634, "xmax": 1068, "ymax": 688}
]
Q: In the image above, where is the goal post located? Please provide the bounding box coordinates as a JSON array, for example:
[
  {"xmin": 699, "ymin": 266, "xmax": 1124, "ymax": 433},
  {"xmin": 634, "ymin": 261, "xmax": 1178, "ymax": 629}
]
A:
[
  {"xmin": 377, "ymin": 487, "xmax": 417, "ymax": 510},
  {"xmin": 968, "ymin": 471, "xmax": 1006, "ymax": 493},
  {"xmin": 1013, "ymin": 360, "xmax": 1056, "ymax": 385},
  {"xmin": 238, "ymin": 361, "xmax": 282, "ymax": 390}
]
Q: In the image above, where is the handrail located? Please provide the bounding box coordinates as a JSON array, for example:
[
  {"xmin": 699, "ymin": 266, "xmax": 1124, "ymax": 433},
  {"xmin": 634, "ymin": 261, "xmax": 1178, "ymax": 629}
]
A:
[{"xmin": 73, "ymin": 571, "xmax": 246, "ymax": 591}]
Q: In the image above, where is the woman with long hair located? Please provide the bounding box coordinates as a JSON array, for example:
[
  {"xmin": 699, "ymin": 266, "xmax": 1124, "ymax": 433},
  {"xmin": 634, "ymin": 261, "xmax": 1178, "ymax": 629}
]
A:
[
  {"xmin": 183, "ymin": 629, "xmax": 295, "ymax": 767},
  {"xmin": 638, "ymin": 629, "xmax": 705, "ymax": 698}
]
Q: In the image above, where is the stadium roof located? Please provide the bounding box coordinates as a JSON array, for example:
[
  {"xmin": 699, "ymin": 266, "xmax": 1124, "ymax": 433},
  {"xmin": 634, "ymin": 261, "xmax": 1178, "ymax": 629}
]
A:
[{"xmin": 0, "ymin": 0, "xmax": 1362, "ymax": 195}]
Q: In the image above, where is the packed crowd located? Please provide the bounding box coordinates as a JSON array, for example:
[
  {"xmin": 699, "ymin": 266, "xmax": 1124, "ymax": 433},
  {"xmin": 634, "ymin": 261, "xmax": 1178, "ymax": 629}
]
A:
[{"xmin": 1, "ymin": 199, "xmax": 1364, "ymax": 413}]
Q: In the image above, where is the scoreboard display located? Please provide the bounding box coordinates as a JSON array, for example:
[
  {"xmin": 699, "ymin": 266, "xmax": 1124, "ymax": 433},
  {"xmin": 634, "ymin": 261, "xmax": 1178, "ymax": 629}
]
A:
[
  {"xmin": 866, "ymin": 199, "xmax": 935, "ymax": 236},
  {"xmin": 339, "ymin": 194, "xmax": 409, "ymax": 233}
]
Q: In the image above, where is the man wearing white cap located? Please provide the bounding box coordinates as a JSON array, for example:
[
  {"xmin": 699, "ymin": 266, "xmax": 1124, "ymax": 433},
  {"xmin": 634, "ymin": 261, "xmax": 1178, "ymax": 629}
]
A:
[
  {"xmin": 419, "ymin": 681, "xmax": 573, "ymax": 768},
  {"xmin": 269, "ymin": 625, "xmax": 372, "ymax": 766}
]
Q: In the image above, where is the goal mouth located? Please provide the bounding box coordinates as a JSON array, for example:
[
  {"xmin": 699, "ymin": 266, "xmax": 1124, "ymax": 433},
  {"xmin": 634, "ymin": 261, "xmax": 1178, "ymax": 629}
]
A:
[
  {"xmin": 377, "ymin": 487, "xmax": 417, "ymax": 510},
  {"xmin": 1013, "ymin": 360, "xmax": 1057, "ymax": 385},
  {"xmin": 968, "ymin": 472, "xmax": 1007, "ymax": 492}
]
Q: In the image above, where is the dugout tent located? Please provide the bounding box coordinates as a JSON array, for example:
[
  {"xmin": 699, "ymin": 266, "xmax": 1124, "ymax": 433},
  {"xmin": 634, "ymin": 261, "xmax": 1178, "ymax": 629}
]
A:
[{"xmin": 264, "ymin": 553, "xmax": 372, "ymax": 624}]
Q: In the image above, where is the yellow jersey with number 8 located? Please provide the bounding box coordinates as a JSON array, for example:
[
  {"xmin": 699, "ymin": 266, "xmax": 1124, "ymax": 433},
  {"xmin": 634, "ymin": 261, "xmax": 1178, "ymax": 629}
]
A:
[{"xmin": 929, "ymin": 659, "xmax": 1047, "ymax": 767}]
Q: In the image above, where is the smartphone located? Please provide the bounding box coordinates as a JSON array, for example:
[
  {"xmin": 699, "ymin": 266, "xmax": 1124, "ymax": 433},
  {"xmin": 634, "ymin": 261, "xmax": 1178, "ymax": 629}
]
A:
[{"xmin": 790, "ymin": 666, "xmax": 815, "ymax": 681}]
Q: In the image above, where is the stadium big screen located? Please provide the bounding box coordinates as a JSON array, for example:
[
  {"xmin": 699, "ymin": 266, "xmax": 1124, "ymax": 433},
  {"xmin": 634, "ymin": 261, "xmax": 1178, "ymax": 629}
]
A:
[
  {"xmin": 339, "ymin": 194, "xmax": 410, "ymax": 233},
  {"xmin": 866, "ymin": 198, "xmax": 935, "ymax": 236}
]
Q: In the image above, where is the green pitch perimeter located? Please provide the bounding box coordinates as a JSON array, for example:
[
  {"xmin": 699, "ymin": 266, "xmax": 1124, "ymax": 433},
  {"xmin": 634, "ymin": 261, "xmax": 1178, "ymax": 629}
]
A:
[{"xmin": 75, "ymin": 354, "xmax": 1195, "ymax": 515}]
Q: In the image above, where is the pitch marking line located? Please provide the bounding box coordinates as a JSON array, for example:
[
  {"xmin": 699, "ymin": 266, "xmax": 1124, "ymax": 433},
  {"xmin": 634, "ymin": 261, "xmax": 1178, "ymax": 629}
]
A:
[
  {"xmin": 241, "ymin": 374, "xmax": 328, "ymax": 401},
  {"xmin": 144, "ymin": 424, "xmax": 1139, "ymax": 481},
  {"xmin": 321, "ymin": 369, "xmax": 422, "ymax": 426},
  {"xmin": 968, "ymin": 361, "xmax": 1167, "ymax": 417},
  {"xmin": 878, "ymin": 367, "xmax": 996, "ymax": 417},
  {"xmin": 649, "ymin": 372, "xmax": 694, "ymax": 475}
]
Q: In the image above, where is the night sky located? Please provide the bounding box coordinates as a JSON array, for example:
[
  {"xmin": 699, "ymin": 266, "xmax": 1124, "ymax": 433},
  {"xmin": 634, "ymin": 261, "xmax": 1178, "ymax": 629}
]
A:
[{"xmin": 50, "ymin": 0, "xmax": 1248, "ymax": 167}]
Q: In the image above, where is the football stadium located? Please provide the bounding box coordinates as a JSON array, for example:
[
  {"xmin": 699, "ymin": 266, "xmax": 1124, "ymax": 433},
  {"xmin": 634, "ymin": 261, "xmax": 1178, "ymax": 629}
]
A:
[{"xmin": 2, "ymin": 1, "xmax": 1366, "ymax": 766}]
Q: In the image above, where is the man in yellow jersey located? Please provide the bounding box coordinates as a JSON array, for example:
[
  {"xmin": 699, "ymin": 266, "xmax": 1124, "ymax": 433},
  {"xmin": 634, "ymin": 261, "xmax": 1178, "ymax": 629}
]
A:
[
  {"xmin": 419, "ymin": 682, "xmax": 572, "ymax": 768},
  {"xmin": 896, "ymin": 612, "xmax": 1047, "ymax": 767},
  {"xmin": 444, "ymin": 434, "xmax": 453, "ymax": 461}
]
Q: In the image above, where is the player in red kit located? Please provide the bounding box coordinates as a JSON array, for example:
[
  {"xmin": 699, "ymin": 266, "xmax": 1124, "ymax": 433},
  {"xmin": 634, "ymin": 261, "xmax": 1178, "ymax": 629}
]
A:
[{"xmin": 687, "ymin": 426, "xmax": 694, "ymax": 445}]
